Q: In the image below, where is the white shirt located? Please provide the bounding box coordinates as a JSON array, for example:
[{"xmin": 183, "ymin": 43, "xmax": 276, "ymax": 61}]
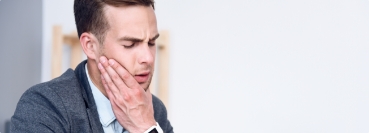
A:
[{"xmin": 85, "ymin": 64, "xmax": 128, "ymax": 133}]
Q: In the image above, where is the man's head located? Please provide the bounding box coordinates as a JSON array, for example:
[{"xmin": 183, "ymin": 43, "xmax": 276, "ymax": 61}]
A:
[
  {"xmin": 74, "ymin": 0, "xmax": 158, "ymax": 91},
  {"xmin": 74, "ymin": 0, "xmax": 155, "ymax": 44}
]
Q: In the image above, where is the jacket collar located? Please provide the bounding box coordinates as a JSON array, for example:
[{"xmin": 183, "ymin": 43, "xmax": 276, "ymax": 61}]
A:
[
  {"xmin": 85, "ymin": 64, "xmax": 117, "ymax": 127},
  {"xmin": 74, "ymin": 60, "xmax": 96, "ymax": 108},
  {"xmin": 74, "ymin": 60, "xmax": 104, "ymax": 133}
]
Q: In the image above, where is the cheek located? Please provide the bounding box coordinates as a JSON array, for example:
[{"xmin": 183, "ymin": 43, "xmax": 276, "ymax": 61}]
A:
[
  {"xmin": 102, "ymin": 44, "xmax": 120, "ymax": 60},
  {"xmin": 124, "ymin": 58, "xmax": 137, "ymax": 75},
  {"xmin": 113, "ymin": 52, "xmax": 137, "ymax": 74},
  {"xmin": 92, "ymin": 44, "xmax": 104, "ymax": 62}
]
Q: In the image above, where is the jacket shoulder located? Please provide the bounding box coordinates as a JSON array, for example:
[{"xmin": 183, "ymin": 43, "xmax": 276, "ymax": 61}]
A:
[
  {"xmin": 23, "ymin": 69, "xmax": 84, "ymax": 107},
  {"xmin": 11, "ymin": 69, "xmax": 85, "ymax": 132}
]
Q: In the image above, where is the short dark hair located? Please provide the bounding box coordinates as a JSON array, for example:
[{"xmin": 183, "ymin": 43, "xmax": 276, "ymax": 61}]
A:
[{"xmin": 74, "ymin": 0, "xmax": 155, "ymax": 44}]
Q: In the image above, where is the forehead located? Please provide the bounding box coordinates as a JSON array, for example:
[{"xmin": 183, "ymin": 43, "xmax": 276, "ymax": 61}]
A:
[{"xmin": 104, "ymin": 5, "xmax": 158, "ymax": 38}]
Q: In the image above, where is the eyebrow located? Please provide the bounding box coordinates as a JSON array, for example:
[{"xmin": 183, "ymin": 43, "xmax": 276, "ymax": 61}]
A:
[{"xmin": 118, "ymin": 33, "xmax": 160, "ymax": 42}]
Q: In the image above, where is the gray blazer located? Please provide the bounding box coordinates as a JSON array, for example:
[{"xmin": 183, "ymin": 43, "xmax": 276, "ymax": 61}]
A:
[{"xmin": 11, "ymin": 60, "xmax": 173, "ymax": 133}]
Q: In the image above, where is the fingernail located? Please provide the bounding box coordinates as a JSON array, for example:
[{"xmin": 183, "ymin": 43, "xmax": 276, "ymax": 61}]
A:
[
  {"xmin": 108, "ymin": 60, "xmax": 114, "ymax": 66},
  {"xmin": 98, "ymin": 63, "xmax": 103, "ymax": 69},
  {"xmin": 100, "ymin": 57, "xmax": 106, "ymax": 63}
]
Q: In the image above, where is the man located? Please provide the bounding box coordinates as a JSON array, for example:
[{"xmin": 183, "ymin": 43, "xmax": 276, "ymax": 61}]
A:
[{"xmin": 11, "ymin": 0, "xmax": 173, "ymax": 132}]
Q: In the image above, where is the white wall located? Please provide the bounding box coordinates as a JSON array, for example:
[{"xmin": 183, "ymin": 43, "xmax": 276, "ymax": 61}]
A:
[
  {"xmin": 43, "ymin": 0, "xmax": 369, "ymax": 132},
  {"xmin": 42, "ymin": 0, "xmax": 78, "ymax": 82}
]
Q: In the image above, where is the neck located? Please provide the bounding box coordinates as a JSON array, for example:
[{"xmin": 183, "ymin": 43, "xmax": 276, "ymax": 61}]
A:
[{"xmin": 87, "ymin": 59, "xmax": 108, "ymax": 98}]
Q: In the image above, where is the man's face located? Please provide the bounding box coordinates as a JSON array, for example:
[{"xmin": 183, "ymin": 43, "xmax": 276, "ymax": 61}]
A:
[{"xmin": 98, "ymin": 5, "xmax": 158, "ymax": 90}]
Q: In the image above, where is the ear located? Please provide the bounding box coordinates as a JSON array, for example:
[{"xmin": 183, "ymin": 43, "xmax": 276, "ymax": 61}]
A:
[{"xmin": 80, "ymin": 32, "xmax": 100, "ymax": 60}]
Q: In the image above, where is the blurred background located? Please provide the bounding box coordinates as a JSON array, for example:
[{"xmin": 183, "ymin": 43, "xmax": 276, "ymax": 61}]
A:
[{"xmin": 1, "ymin": 0, "xmax": 369, "ymax": 132}]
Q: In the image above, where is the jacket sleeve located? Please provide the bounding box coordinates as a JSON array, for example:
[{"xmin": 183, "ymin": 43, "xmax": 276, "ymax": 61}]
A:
[
  {"xmin": 152, "ymin": 95, "xmax": 174, "ymax": 133},
  {"xmin": 11, "ymin": 85, "xmax": 69, "ymax": 133}
]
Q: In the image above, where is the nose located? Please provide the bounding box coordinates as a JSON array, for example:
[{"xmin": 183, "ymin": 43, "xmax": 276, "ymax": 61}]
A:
[{"xmin": 137, "ymin": 43, "xmax": 155, "ymax": 65}]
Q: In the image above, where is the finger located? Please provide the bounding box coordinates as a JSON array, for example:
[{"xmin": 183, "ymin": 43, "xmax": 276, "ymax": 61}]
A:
[
  {"xmin": 100, "ymin": 56, "xmax": 128, "ymax": 90},
  {"xmin": 100, "ymin": 57, "xmax": 131, "ymax": 95},
  {"xmin": 102, "ymin": 74, "xmax": 130, "ymax": 115},
  {"xmin": 101, "ymin": 74, "xmax": 107, "ymax": 85},
  {"xmin": 100, "ymin": 56, "xmax": 132, "ymax": 100},
  {"xmin": 98, "ymin": 62, "xmax": 121, "ymax": 100},
  {"xmin": 107, "ymin": 59, "xmax": 141, "ymax": 90},
  {"xmin": 102, "ymin": 77, "xmax": 115, "ymax": 99},
  {"xmin": 109, "ymin": 96, "xmax": 127, "ymax": 115}
]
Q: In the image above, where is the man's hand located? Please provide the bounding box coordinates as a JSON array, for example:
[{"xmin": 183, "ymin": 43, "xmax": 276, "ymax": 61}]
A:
[{"xmin": 98, "ymin": 56, "xmax": 156, "ymax": 133}]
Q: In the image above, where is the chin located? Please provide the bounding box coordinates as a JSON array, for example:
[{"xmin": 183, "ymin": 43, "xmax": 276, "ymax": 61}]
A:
[
  {"xmin": 142, "ymin": 75, "xmax": 153, "ymax": 91},
  {"xmin": 141, "ymin": 83, "xmax": 151, "ymax": 91},
  {"xmin": 145, "ymin": 84, "xmax": 150, "ymax": 90}
]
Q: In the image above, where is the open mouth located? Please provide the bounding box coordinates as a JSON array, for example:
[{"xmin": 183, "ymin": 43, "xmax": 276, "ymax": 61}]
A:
[{"xmin": 134, "ymin": 72, "xmax": 150, "ymax": 83}]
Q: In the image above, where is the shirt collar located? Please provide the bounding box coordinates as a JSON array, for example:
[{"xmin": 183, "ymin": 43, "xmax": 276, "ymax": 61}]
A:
[{"xmin": 85, "ymin": 64, "xmax": 116, "ymax": 127}]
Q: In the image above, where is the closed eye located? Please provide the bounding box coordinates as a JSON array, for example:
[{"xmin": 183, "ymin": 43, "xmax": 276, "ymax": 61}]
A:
[
  {"xmin": 148, "ymin": 42, "xmax": 156, "ymax": 47},
  {"xmin": 124, "ymin": 43, "xmax": 135, "ymax": 48}
]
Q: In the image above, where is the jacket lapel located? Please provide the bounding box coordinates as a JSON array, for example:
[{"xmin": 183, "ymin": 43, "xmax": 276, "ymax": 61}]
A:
[{"xmin": 74, "ymin": 60, "xmax": 104, "ymax": 133}]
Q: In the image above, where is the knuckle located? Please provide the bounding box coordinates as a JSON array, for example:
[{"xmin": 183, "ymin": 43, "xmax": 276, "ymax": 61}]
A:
[
  {"xmin": 113, "ymin": 63, "xmax": 119, "ymax": 69},
  {"xmin": 116, "ymin": 98, "xmax": 124, "ymax": 105},
  {"xmin": 111, "ymin": 73, "xmax": 120, "ymax": 80},
  {"xmin": 121, "ymin": 72, "xmax": 130, "ymax": 79},
  {"xmin": 107, "ymin": 80, "xmax": 114, "ymax": 87},
  {"xmin": 132, "ymin": 89, "xmax": 143, "ymax": 98},
  {"xmin": 123, "ymin": 94, "xmax": 131, "ymax": 101},
  {"xmin": 99, "ymin": 68, "xmax": 105, "ymax": 73},
  {"xmin": 115, "ymin": 81, "xmax": 123, "ymax": 87},
  {"xmin": 133, "ymin": 89, "xmax": 140, "ymax": 96},
  {"xmin": 103, "ymin": 60, "xmax": 110, "ymax": 66}
]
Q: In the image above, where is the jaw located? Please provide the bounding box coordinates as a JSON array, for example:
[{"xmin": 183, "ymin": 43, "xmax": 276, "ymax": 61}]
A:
[
  {"xmin": 86, "ymin": 58, "xmax": 108, "ymax": 97},
  {"xmin": 141, "ymin": 74, "xmax": 153, "ymax": 91}
]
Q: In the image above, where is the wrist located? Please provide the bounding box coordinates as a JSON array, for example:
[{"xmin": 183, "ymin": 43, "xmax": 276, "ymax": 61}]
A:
[{"xmin": 144, "ymin": 122, "xmax": 163, "ymax": 133}]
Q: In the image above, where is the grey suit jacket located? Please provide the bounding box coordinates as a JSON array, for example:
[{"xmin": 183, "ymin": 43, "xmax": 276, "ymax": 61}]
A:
[{"xmin": 11, "ymin": 60, "xmax": 173, "ymax": 133}]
